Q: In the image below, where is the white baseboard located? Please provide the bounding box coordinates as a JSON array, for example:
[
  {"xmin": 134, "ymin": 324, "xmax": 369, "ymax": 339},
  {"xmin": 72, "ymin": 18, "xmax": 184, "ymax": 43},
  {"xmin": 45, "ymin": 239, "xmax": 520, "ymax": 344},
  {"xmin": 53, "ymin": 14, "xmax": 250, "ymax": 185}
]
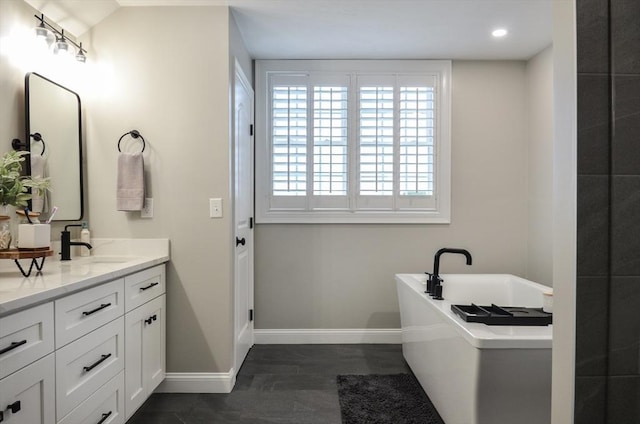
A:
[
  {"xmin": 156, "ymin": 370, "xmax": 235, "ymax": 393},
  {"xmin": 254, "ymin": 328, "xmax": 402, "ymax": 344}
]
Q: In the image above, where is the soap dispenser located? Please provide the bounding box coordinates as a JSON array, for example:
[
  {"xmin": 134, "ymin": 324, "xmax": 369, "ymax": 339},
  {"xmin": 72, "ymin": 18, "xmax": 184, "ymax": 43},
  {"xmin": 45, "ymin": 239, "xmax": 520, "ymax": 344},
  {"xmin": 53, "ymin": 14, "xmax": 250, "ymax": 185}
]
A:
[{"xmin": 80, "ymin": 222, "xmax": 91, "ymax": 257}]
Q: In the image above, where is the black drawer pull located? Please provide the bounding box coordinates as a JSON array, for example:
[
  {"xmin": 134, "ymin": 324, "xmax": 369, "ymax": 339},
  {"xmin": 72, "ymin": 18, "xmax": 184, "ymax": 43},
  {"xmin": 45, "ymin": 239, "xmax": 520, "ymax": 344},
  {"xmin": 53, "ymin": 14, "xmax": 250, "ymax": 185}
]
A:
[
  {"xmin": 139, "ymin": 282, "xmax": 159, "ymax": 291},
  {"xmin": 7, "ymin": 401, "xmax": 20, "ymax": 413},
  {"xmin": 236, "ymin": 237, "xmax": 246, "ymax": 246},
  {"xmin": 0, "ymin": 340, "xmax": 27, "ymax": 355},
  {"xmin": 83, "ymin": 353, "xmax": 112, "ymax": 373},
  {"xmin": 144, "ymin": 314, "xmax": 158, "ymax": 325},
  {"xmin": 82, "ymin": 303, "xmax": 111, "ymax": 316},
  {"xmin": 97, "ymin": 411, "xmax": 112, "ymax": 424}
]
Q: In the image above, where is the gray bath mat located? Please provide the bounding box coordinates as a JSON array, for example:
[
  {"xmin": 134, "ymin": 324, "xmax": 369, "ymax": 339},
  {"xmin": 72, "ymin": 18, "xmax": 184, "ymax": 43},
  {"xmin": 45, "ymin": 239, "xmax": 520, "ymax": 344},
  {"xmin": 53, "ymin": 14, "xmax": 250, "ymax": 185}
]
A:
[{"xmin": 336, "ymin": 373, "xmax": 445, "ymax": 424}]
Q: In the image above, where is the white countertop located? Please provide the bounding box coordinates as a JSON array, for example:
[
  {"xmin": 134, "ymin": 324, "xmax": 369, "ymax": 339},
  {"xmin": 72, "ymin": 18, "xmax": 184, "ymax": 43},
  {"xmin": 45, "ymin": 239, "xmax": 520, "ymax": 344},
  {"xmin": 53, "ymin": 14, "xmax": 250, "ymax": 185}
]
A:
[{"xmin": 0, "ymin": 238, "xmax": 170, "ymax": 316}]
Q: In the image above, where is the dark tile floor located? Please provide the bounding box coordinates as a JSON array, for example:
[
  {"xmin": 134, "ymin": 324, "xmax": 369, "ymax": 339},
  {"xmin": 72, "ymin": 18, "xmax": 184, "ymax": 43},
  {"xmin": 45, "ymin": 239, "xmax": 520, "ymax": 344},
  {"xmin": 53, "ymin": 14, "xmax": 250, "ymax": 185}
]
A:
[{"xmin": 127, "ymin": 344, "xmax": 411, "ymax": 424}]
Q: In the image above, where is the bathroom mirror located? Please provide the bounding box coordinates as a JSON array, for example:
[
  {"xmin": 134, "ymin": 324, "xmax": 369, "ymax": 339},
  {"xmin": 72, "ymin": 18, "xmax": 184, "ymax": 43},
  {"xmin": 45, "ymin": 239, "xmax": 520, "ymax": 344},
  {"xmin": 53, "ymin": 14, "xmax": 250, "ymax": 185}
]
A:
[{"xmin": 25, "ymin": 72, "xmax": 83, "ymax": 221}]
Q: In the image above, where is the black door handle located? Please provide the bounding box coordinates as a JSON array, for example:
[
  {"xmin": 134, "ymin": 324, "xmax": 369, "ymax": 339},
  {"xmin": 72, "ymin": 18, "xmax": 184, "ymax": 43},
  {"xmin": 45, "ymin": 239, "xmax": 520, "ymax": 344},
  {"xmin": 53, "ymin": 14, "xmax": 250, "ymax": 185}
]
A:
[
  {"xmin": 83, "ymin": 353, "xmax": 112, "ymax": 373},
  {"xmin": 7, "ymin": 401, "xmax": 20, "ymax": 413},
  {"xmin": 0, "ymin": 340, "xmax": 27, "ymax": 355},
  {"xmin": 97, "ymin": 411, "xmax": 112, "ymax": 424},
  {"xmin": 139, "ymin": 282, "xmax": 159, "ymax": 291},
  {"xmin": 236, "ymin": 237, "xmax": 246, "ymax": 246},
  {"xmin": 82, "ymin": 303, "xmax": 111, "ymax": 316}
]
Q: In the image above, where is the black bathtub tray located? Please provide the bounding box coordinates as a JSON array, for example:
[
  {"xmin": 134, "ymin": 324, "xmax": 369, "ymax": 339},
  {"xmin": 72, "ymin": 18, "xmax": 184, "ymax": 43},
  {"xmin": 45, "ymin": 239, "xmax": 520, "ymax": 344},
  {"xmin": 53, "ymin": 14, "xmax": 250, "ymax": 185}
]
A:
[{"xmin": 451, "ymin": 304, "xmax": 552, "ymax": 326}]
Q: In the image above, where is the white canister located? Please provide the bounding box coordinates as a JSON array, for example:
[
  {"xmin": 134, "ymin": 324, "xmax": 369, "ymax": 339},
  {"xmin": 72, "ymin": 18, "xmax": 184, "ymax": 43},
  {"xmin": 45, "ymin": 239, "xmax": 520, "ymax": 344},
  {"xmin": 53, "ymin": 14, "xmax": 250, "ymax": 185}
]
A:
[{"xmin": 18, "ymin": 224, "xmax": 51, "ymax": 249}]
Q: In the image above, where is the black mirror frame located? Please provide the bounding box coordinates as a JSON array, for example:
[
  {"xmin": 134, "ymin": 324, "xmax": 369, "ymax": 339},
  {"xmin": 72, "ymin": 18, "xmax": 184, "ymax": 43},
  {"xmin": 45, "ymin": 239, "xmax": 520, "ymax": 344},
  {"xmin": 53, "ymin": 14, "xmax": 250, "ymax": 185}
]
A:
[{"xmin": 24, "ymin": 72, "xmax": 84, "ymax": 221}]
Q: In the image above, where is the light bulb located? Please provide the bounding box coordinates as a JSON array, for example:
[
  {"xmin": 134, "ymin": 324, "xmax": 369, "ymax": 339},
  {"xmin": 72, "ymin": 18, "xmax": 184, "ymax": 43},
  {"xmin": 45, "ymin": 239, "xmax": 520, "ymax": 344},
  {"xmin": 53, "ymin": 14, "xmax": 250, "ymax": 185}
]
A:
[
  {"xmin": 75, "ymin": 42, "xmax": 87, "ymax": 63},
  {"xmin": 492, "ymin": 29, "xmax": 508, "ymax": 38},
  {"xmin": 53, "ymin": 36, "xmax": 74, "ymax": 57},
  {"xmin": 34, "ymin": 21, "xmax": 54, "ymax": 47}
]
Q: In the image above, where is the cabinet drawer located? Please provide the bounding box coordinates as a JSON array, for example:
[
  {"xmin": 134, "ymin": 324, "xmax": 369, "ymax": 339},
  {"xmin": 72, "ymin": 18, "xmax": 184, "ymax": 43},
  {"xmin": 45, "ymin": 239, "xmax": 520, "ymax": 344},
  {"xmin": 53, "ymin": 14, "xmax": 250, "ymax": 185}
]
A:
[
  {"xmin": 58, "ymin": 371, "xmax": 125, "ymax": 424},
  {"xmin": 55, "ymin": 279, "xmax": 125, "ymax": 348},
  {"xmin": 124, "ymin": 265, "xmax": 165, "ymax": 312},
  {"xmin": 0, "ymin": 302, "xmax": 54, "ymax": 379},
  {"xmin": 0, "ymin": 353, "xmax": 55, "ymax": 424},
  {"xmin": 56, "ymin": 317, "xmax": 125, "ymax": 420}
]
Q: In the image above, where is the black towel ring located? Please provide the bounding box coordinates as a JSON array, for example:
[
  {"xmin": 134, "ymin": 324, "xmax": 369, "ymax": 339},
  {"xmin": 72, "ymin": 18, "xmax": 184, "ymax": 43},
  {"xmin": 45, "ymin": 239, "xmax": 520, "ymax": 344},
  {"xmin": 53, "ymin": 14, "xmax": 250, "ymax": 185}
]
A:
[
  {"xmin": 118, "ymin": 130, "xmax": 146, "ymax": 153},
  {"xmin": 10, "ymin": 133, "xmax": 45, "ymax": 155},
  {"xmin": 30, "ymin": 133, "xmax": 46, "ymax": 156}
]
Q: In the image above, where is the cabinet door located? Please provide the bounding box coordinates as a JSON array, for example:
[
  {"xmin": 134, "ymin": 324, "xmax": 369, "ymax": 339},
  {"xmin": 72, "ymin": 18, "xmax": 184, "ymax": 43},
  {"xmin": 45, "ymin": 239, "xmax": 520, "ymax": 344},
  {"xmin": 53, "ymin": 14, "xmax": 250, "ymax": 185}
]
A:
[
  {"xmin": 124, "ymin": 294, "xmax": 165, "ymax": 419},
  {"xmin": 0, "ymin": 353, "xmax": 55, "ymax": 424}
]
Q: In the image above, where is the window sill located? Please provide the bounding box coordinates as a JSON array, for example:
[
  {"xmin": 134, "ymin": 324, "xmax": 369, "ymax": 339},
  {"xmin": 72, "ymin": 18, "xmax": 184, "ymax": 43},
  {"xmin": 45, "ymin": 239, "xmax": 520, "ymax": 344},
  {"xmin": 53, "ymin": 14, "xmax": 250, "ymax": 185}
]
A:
[{"xmin": 255, "ymin": 211, "xmax": 451, "ymax": 225}]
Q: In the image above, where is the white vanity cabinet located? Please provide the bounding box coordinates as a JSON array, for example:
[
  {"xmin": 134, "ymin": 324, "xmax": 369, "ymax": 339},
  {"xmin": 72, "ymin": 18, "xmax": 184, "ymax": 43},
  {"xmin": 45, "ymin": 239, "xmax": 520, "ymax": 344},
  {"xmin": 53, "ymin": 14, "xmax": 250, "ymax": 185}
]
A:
[
  {"xmin": 123, "ymin": 265, "xmax": 166, "ymax": 419},
  {"xmin": 0, "ymin": 261, "xmax": 166, "ymax": 424}
]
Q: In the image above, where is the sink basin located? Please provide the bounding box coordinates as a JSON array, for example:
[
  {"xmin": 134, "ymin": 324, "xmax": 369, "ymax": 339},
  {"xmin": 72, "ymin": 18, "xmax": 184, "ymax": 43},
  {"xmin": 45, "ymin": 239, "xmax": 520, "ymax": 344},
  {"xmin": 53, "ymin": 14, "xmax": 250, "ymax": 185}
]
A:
[
  {"xmin": 62, "ymin": 256, "xmax": 140, "ymax": 266},
  {"xmin": 88, "ymin": 256, "xmax": 135, "ymax": 264}
]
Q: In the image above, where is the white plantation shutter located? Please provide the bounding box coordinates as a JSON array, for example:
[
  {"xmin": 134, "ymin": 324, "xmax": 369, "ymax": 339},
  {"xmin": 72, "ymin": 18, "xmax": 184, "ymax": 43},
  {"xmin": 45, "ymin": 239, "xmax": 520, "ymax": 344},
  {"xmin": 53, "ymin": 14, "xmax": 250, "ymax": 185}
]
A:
[
  {"xmin": 309, "ymin": 75, "xmax": 352, "ymax": 210},
  {"xmin": 395, "ymin": 75, "xmax": 438, "ymax": 210},
  {"xmin": 313, "ymin": 86, "xmax": 348, "ymax": 196},
  {"xmin": 256, "ymin": 60, "xmax": 451, "ymax": 223},
  {"xmin": 269, "ymin": 75, "xmax": 308, "ymax": 210},
  {"xmin": 358, "ymin": 85, "xmax": 394, "ymax": 196},
  {"xmin": 272, "ymin": 85, "xmax": 307, "ymax": 196}
]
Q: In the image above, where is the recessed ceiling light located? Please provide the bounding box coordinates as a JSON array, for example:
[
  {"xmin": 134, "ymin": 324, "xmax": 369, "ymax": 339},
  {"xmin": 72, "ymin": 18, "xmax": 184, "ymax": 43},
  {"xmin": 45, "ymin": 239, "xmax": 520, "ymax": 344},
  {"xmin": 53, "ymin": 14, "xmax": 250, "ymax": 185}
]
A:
[{"xmin": 492, "ymin": 29, "xmax": 508, "ymax": 38}]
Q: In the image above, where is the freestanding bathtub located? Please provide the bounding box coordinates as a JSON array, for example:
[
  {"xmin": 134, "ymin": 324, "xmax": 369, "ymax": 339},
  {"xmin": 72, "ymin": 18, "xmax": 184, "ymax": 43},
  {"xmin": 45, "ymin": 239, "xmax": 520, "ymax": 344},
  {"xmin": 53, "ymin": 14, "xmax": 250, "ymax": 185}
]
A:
[{"xmin": 396, "ymin": 273, "xmax": 552, "ymax": 424}]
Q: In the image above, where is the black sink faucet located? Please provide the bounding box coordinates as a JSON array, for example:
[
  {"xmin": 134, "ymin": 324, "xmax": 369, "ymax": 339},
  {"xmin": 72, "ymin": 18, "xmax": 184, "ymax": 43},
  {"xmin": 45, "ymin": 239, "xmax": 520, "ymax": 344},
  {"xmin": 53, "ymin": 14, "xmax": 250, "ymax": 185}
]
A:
[
  {"xmin": 60, "ymin": 224, "xmax": 92, "ymax": 261},
  {"xmin": 426, "ymin": 248, "xmax": 473, "ymax": 299}
]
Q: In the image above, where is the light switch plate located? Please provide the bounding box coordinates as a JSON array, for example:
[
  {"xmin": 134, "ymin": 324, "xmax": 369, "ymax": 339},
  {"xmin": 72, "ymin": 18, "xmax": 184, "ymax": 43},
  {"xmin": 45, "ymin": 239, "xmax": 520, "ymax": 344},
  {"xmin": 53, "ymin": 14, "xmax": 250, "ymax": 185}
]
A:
[
  {"xmin": 210, "ymin": 198, "xmax": 222, "ymax": 218},
  {"xmin": 141, "ymin": 198, "xmax": 153, "ymax": 218}
]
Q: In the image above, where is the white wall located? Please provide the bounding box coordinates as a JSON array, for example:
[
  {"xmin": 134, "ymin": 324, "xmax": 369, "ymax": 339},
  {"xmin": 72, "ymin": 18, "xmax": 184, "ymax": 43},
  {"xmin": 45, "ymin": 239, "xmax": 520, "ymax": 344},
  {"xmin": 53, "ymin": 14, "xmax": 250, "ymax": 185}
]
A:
[
  {"xmin": 526, "ymin": 45, "xmax": 554, "ymax": 286},
  {"xmin": 552, "ymin": 1, "xmax": 577, "ymax": 422},
  {"xmin": 229, "ymin": 12, "xmax": 252, "ymax": 86},
  {"xmin": 84, "ymin": 6, "xmax": 234, "ymax": 373},
  {"xmin": 255, "ymin": 61, "xmax": 530, "ymax": 329},
  {"xmin": 0, "ymin": 0, "xmax": 31, "ymax": 175}
]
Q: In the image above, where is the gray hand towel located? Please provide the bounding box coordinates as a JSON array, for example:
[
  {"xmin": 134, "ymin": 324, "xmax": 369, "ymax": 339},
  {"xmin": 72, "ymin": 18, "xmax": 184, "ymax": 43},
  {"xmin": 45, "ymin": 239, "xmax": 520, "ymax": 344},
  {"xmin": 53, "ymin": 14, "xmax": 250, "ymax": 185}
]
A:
[{"xmin": 117, "ymin": 152, "xmax": 145, "ymax": 211}]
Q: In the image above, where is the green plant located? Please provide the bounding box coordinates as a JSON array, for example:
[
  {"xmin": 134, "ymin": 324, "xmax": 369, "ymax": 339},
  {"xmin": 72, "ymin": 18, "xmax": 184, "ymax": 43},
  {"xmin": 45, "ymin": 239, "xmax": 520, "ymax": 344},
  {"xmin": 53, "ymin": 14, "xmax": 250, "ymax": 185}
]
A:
[{"xmin": 0, "ymin": 150, "xmax": 51, "ymax": 209}]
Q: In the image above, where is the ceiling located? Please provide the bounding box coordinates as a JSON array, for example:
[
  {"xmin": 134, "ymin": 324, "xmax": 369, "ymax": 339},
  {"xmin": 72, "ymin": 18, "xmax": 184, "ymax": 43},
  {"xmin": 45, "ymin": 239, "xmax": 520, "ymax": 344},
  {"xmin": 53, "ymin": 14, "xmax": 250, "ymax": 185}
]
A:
[{"xmin": 23, "ymin": 0, "xmax": 554, "ymax": 60}]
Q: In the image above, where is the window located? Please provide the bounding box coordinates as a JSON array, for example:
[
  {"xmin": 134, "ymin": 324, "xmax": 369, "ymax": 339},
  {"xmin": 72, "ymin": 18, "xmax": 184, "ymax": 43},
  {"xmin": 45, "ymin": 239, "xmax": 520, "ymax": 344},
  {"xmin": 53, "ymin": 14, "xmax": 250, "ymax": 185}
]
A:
[{"xmin": 256, "ymin": 60, "xmax": 451, "ymax": 224}]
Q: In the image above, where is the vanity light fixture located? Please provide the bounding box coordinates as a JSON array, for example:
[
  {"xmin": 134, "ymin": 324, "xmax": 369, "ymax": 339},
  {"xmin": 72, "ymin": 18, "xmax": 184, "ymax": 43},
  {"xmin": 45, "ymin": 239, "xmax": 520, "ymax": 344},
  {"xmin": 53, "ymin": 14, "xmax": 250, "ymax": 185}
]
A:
[
  {"xmin": 75, "ymin": 42, "xmax": 87, "ymax": 63},
  {"xmin": 33, "ymin": 13, "xmax": 88, "ymax": 62},
  {"xmin": 53, "ymin": 30, "xmax": 73, "ymax": 56},
  {"xmin": 34, "ymin": 14, "xmax": 54, "ymax": 47}
]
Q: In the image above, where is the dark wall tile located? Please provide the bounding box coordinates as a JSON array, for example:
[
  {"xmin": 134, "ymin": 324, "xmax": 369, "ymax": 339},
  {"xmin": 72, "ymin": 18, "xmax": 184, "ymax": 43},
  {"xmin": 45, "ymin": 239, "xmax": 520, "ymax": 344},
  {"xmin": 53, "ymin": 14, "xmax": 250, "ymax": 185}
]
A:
[
  {"xmin": 611, "ymin": 0, "xmax": 640, "ymax": 75},
  {"xmin": 608, "ymin": 277, "xmax": 640, "ymax": 375},
  {"xmin": 575, "ymin": 376, "xmax": 607, "ymax": 424},
  {"xmin": 578, "ymin": 74, "xmax": 611, "ymax": 175},
  {"xmin": 576, "ymin": 277, "xmax": 610, "ymax": 376},
  {"xmin": 577, "ymin": 0, "xmax": 610, "ymax": 74},
  {"xmin": 577, "ymin": 175, "xmax": 610, "ymax": 276},
  {"xmin": 607, "ymin": 376, "xmax": 640, "ymax": 422},
  {"xmin": 611, "ymin": 176, "xmax": 640, "ymax": 274},
  {"xmin": 612, "ymin": 76, "xmax": 640, "ymax": 174}
]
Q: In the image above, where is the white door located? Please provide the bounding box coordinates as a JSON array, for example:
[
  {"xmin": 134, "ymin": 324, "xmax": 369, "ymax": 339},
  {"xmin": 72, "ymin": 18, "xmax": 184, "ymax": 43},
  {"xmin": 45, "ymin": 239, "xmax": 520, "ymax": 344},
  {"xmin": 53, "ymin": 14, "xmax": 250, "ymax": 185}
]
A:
[{"xmin": 233, "ymin": 60, "xmax": 254, "ymax": 374}]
